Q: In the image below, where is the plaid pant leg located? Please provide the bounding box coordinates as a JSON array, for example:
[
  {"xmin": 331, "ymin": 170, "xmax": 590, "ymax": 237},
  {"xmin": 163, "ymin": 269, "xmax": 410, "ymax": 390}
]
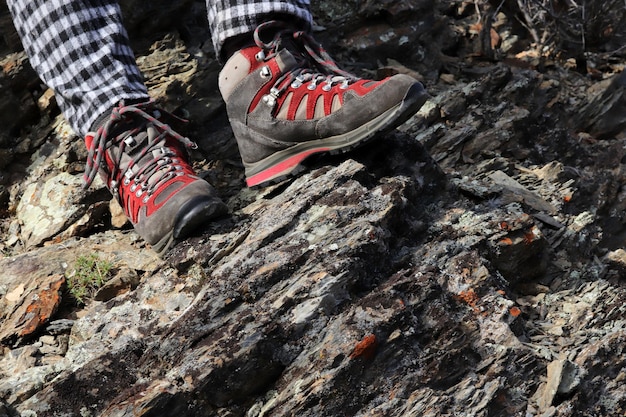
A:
[
  {"xmin": 207, "ymin": 0, "xmax": 312, "ymax": 59},
  {"xmin": 6, "ymin": 0, "xmax": 149, "ymax": 137}
]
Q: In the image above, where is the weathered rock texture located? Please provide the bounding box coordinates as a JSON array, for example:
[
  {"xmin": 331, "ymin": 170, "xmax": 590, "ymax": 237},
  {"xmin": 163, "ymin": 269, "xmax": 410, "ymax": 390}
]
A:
[{"xmin": 1, "ymin": 0, "xmax": 626, "ymax": 416}]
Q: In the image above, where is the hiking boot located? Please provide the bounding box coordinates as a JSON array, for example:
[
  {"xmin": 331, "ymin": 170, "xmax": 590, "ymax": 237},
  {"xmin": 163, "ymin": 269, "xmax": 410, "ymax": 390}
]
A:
[
  {"xmin": 84, "ymin": 101, "xmax": 228, "ymax": 255},
  {"xmin": 218, "ymin": 20, "xmax": 429, "ymax": 187}
]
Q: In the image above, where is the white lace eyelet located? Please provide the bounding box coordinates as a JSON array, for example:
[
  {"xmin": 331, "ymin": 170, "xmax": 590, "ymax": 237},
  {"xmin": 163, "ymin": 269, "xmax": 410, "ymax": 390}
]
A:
[
  {"xmin": 255, "ymin": 51, "xmax": 266, "ymax": 61},
  {"xmin": 260, "ymin": 66, "xmax": 271, "ymax": 78},
  {"xmin": 262, "ymin": 94, "xmax": 276, "ymax": 107}
]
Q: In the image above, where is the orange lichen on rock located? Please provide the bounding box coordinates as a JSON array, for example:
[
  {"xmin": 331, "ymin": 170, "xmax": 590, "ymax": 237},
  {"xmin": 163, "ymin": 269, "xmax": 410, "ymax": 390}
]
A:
[
  {"xmin": 0, "ymin": 274, "xmax": 65, "ymax": 344},
  {"xmin": 349, "ymin": 334, "xmax": 378, "ymax": 360},
  {"xmin": 20, "ymin": 275, "xmax": 64, "ymax": 337},
  {"xmin": 456, "ymin": 288, "xmax": 478, "ymax": 308},
  {"xmin": 455, "ymin": 288, "xmax": 485, "ymax": 315},
  {"xmin": 509, "ymin": 306, "xmax": 522, "ymax": 317},
  {"xmin": 523, "ymin": 225, "xmax": 541, "ymax": 245}
]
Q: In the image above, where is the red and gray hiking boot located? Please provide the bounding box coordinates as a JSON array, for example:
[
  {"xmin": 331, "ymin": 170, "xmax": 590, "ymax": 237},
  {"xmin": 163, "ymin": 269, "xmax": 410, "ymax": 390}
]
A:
[
  {"xmin": 84, "ymin": 101, "xmax": 227, "ymax": 255},
  {"xmin": 218, "ymin": 20, "xmax": 429, "ymax": 187}
]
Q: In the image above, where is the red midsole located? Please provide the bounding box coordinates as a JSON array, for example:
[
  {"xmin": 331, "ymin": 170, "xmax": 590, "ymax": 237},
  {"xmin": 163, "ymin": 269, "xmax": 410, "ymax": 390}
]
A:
[{"xmin": 246, "ymin": 147, "xmax": 331, "ymax": 187}]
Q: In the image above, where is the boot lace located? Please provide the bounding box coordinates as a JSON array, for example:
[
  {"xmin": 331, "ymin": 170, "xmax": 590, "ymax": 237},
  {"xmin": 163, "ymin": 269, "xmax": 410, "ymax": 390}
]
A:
[
  {"xmin": 254, "ymin": 20, "xmax": 360, "ymax": 107},
  {"xmin": 84, "ymin": 101, "xmax": 197, "ymax": 203}
]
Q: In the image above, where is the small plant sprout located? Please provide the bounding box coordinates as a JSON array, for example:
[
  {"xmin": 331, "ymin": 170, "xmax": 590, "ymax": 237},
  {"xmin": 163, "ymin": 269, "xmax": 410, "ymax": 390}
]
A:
[{"xmin": 65, "ymin": 253, "xmax": 114, "ymax": 305}]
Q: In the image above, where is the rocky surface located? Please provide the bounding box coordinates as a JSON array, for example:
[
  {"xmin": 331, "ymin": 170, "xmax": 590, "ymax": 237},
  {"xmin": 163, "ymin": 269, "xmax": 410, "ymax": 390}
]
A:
[{"xmin": 1, "ymin": 0, "xmax": 626, "ymax": 416}]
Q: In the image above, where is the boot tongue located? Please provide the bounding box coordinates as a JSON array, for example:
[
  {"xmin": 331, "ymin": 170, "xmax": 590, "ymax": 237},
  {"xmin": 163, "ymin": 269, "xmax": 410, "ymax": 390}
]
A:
[
  {"xmin": 117, "ymin": 125, "xmax": 169, "ymax": 185},
  {"xmin": 273, "ymin": 34, "xmax": 312, "ymax": 68}
]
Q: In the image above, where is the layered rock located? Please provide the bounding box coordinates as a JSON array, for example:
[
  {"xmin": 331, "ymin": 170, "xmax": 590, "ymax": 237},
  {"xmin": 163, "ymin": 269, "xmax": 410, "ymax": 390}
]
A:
[{"xmin": 1, "ymin": 0, "xmax": 626, "ymax": 416}]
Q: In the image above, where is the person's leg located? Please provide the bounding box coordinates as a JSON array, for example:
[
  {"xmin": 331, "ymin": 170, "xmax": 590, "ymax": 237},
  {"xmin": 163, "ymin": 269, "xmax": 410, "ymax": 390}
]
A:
[
  {"xmin": 209, "ymin": 2, "xmax": 429, "ymax": 188},
  {"xmin": 6, "ymin": 0, "xmax": 148, "ymax": 137},
  {"xmin": 7, "ymin": 0, "xmax": 227, "ymax": 254},
  {"xmin": 207, "ymin": 0, "xmax": 312, "ymax": 63}
]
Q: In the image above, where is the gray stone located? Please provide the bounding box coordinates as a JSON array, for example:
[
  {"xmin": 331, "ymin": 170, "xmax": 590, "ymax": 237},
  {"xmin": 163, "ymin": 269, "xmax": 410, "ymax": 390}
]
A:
[
  {"xmin": 1, "ymin": 1, "xmax": 626, "ymax": 416},
  {"xmin": 17, "ymin": 172, "xmax": 86, "ymax": 247}
]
